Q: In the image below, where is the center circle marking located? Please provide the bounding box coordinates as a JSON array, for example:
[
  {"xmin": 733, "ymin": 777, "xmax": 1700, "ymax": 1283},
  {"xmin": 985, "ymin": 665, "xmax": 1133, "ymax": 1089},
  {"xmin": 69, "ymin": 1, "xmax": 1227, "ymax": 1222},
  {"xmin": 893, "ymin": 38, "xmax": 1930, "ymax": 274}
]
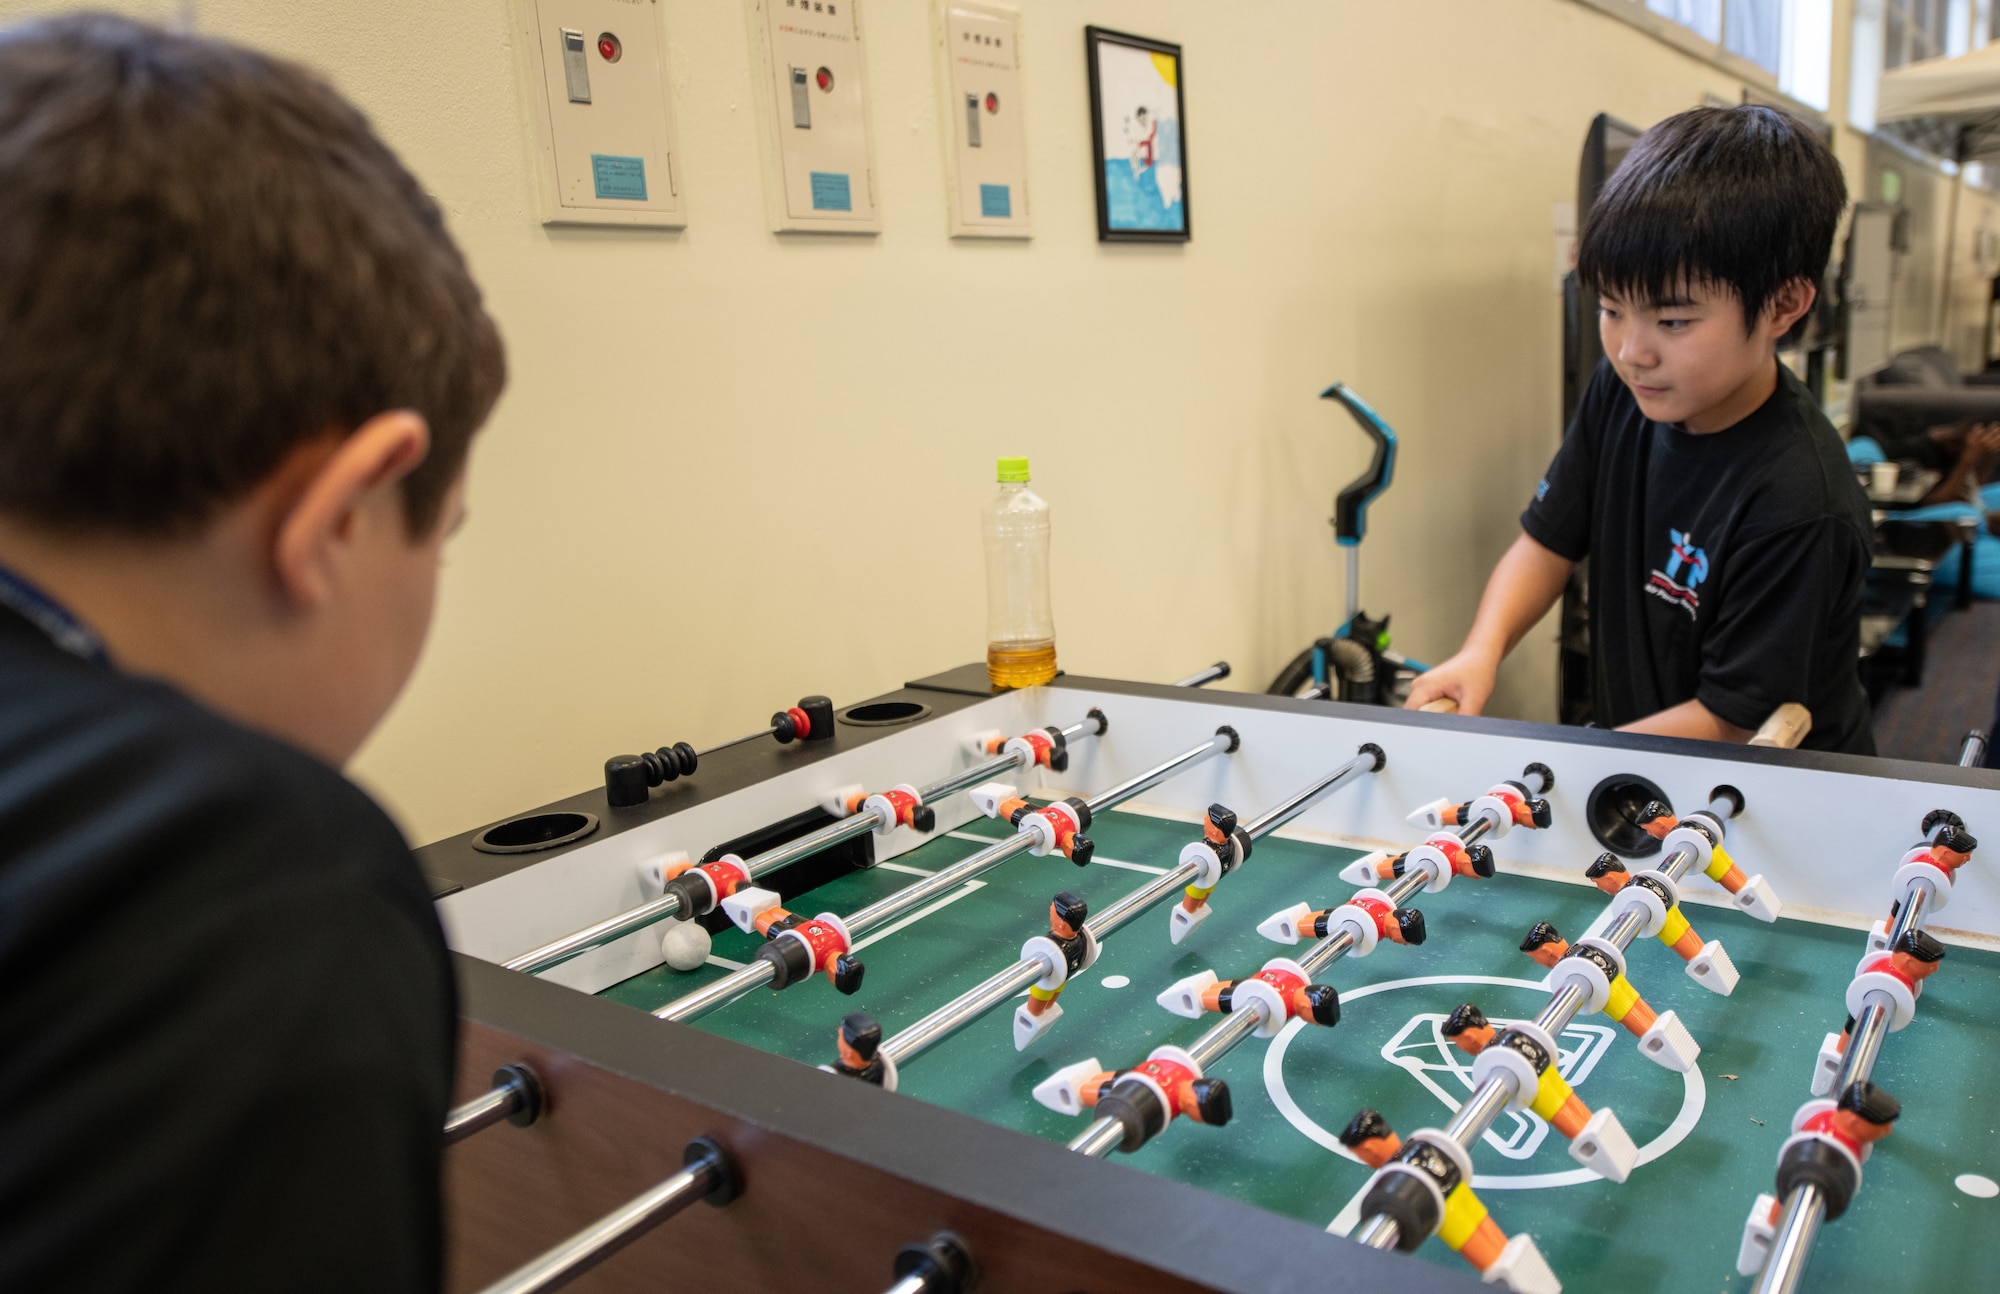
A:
[{"xmin": 1264, "ymin": 973, "xmax": 1706, "ymax": 1190}]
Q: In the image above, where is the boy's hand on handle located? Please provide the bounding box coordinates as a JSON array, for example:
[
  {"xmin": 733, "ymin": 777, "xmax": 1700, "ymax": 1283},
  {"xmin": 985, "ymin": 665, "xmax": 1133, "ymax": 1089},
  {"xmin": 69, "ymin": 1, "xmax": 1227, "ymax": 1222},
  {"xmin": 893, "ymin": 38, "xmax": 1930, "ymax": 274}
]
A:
[
  {"xmin": 1404, "ymin": 649, "xmax": 1499, "ymax": 716},
  {"xmin": 1747, "ymin": 702, "xmax": 1812, "ymax": 749}
]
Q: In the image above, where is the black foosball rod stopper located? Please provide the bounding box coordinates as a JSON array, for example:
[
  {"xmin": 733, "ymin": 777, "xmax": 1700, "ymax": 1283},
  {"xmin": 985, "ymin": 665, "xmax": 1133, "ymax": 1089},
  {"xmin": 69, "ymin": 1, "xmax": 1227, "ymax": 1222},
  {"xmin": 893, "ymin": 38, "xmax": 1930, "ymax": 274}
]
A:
[{"xmin": 887, "ymin": 1231, "xmax": 976, "ymax": 1294}]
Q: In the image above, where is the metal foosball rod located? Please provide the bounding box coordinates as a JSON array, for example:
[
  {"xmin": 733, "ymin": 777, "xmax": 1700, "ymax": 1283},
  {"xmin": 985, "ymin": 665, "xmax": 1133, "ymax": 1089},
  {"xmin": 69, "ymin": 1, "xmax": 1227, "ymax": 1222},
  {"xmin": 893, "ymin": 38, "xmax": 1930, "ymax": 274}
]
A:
[
  {"xmin": 652, "ymin": 727, "xmax": 1242, "ymax": 1025},
  {"xmin": 862, "ymin": 744, "xmax": 1386, "ymax": 1081},
  {"xmin": 501, "ymin": 709, "xmax": 1110, "ymax": 977},
  {"xmin": 1045, "ymin": 764, "xmax": 1557, "ymax": 1160},
  {"xmin": 1745, "ymin": 812, "xmax": 1975, "ymax": 1294},
  {"xmin": 1168, "ymin": 664, "xmax": 1224, "ymax": 692},
  {"xmin": 443, "ymin": 1065, "xmax": 543, "ymax": 1145},
  {"xmin": 879, "ymin": 1233, "xmax": 976, "ymax": 1294},
  {"xmin": 1349, "ymin": 788, "xmax": 1745, "ymax": 1252},
  {"xmin": 472, "ymin": 1137, "xmax": 740, "ymax": 1294}
]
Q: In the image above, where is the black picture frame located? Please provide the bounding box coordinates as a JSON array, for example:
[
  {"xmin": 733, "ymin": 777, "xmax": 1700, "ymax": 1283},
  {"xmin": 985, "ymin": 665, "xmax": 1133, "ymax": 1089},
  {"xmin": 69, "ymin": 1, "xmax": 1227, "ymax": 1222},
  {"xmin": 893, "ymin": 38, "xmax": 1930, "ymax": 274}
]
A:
[{"xmin": 1085, "ymin": 26, "xmax": 1190, "ymax": 243}]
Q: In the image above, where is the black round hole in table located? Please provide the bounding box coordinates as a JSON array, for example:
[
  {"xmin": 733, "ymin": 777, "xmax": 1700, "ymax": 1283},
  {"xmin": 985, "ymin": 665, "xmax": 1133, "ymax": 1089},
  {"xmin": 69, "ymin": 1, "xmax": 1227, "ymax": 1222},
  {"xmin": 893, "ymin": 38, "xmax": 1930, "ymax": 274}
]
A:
[
  {"xmin": 474, "ymin": 811, "xmax": 600, "ymax": 855},
  {"xmin": 1585, "ymin": 774, "xmax": 1671, "ymax": 858},
  {"xmin": 838, "ymin": 700, "xmax": 933, "ymax": 727}
]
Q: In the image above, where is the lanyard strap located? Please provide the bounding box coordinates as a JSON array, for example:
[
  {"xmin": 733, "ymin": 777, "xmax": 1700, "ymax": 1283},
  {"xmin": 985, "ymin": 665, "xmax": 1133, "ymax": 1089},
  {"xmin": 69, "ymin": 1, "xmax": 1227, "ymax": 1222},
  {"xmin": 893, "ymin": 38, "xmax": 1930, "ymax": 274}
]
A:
[{"xmin": 0, "ymin": 564, "xmax": 108, "ymax": 666}]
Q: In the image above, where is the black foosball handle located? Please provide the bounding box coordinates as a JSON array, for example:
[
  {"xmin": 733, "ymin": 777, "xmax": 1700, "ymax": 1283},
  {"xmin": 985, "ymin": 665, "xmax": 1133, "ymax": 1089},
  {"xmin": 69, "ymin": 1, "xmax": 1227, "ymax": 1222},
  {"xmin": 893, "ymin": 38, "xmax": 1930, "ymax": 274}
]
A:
[{"xmin": 605, "ymin": 695, "xmax": 836, "ymax": 806}]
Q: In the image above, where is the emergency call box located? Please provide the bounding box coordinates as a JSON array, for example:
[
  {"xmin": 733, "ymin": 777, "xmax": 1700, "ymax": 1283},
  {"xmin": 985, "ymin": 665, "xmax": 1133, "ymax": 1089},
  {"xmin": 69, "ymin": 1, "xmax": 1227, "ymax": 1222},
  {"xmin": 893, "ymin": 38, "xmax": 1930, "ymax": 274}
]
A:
[
  {"xmin": 936, "ymin": 3, "xmax": 1030, "ymax": 238},
  {"xmin": 514, "ymin": 0, "xmax": 687, "ymax": 227},
  {"xmin": 747, "ymin": 0, "xmax": 882, "ymax": 233}
]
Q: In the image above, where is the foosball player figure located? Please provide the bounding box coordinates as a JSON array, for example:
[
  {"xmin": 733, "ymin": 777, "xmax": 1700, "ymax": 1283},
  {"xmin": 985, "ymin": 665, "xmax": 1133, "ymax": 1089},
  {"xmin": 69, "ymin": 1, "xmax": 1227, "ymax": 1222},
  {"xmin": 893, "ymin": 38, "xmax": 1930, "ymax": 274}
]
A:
[
  {"xmin": 1354, "ymin": 834, "xmax": 1495, "ymax": 885},
  {"xmin": 1635, "ymin": 799, "xmax": 1780, "ymax": 920},
  {"xmin": 1437, "ymin": 779, "xmax": 1553, "ymax": 831},
  {"xmin": 983, "ymin": 793, "xmax": 1095, "ymax": 866},
  {"xmin": 715, "ymin": 892, "xmax": 867, "ymax": 995},
  {"xmin": 1342, "ymin": 1107, "xmax": 1562, "ymax": 1291},
  {"xmin": 1813, "ymin": 929, "xmax": 1945, "ymax": 1094},
  {"xmin": 1170, "ymin": 804, "xmax": 1254, "ymax": 942},
  {"xmin": 830, "ymin": 1012, "xmax": 888, "ymax": 1086},
  {"xmin": 1441, "ymin": 1003, "xmax": 1639, "ymax": 1179},
  {"xmin": 1520, "ymin": 920, "xmax": 1699, "ymax": 1070},
  {"xmin": 1586, "ymin": 853, "xmax": 1700, "ymax": 957},
  {"xmin": 1260, "ymin": 898, "xmax": 1426, "ymax": 948},
  {"xmin": 1016, "ymin": 892, "xmax": 1096, "ymax": 1056},
  {"xmin": 1584, "ymin": 852, "xmax": 1740, "ymax": 995},
  {"xmin": 1739, "ymin": 1081, "xmax": 1902, "ymax": 1274},
  {"xmin": 1156, "ymin": 956, "xmax": 1340, "ymax": 1036},
  {"xmin": 1877, "ymin": 815, "xmax": 1977, "ymax": 942},
  {"xmin": 1032, "ymin": 1045, "xmax": 1232, "ymax": 1151},
  {"xmin": 1341, "ymin": 1110, "xmax": 1504, "ymax": 1276}
]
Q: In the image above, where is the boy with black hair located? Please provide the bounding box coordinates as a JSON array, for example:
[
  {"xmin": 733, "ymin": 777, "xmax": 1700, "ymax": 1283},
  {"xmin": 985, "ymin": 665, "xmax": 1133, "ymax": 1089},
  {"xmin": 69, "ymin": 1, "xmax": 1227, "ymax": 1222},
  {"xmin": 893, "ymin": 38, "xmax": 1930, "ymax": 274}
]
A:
[
  {"xmin": 1409, "ymin": 105, "xmax": 1874, "ymax": 754},
  {"xmin": 0, "ymin": 14, "xmax": 504, "ymax": 1291}
]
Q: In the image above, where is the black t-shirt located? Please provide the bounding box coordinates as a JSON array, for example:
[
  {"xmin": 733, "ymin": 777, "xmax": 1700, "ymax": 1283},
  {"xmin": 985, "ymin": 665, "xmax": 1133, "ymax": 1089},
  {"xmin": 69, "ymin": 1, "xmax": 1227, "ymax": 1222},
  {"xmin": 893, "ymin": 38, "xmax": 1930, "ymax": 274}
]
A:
[
  {"xmin": 0, "ymin": 606, "xmax": 455, "ymax": 1292},
  {"xmin": 1523, "ymin": 358, "xmax": 1875, "ymax": 754}
]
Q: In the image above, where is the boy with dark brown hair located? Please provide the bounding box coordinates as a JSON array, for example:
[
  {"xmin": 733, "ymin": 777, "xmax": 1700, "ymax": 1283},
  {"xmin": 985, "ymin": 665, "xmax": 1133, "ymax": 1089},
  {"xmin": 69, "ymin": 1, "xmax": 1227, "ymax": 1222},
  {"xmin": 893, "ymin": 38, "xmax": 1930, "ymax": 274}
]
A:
[{"xmin": 0, "ymin": 14, "xmax": 504, "ymax": 1290}]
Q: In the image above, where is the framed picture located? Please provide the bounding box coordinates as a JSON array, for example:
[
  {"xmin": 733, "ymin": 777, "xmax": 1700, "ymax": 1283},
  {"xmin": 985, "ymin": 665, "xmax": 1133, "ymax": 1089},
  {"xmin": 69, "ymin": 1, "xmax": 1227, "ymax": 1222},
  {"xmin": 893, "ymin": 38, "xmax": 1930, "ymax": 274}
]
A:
[{"xmin": 1085, "ymin": 26, "xmax": 1188, "ymax": 242}]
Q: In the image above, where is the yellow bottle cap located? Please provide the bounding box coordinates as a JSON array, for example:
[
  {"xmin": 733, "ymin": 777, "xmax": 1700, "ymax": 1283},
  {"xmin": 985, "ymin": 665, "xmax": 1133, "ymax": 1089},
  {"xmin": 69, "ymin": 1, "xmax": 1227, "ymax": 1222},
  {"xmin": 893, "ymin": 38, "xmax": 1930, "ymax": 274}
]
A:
[{"xmin": 997, "ymin": 456, "xmax": 1030, "ymax": 483}]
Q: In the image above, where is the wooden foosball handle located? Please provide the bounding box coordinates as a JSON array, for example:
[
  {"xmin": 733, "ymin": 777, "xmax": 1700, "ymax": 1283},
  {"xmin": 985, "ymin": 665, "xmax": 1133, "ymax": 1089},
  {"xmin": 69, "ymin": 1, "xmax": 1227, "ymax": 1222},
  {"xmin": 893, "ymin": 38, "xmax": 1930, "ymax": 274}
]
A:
[
  {"xmin": 1748, "ymin": 702, "xmax": 1812, "ymax": 749},
  {"xmin": 1419, "ymin": 698, "xmax": 1459, "ymax": 714}
]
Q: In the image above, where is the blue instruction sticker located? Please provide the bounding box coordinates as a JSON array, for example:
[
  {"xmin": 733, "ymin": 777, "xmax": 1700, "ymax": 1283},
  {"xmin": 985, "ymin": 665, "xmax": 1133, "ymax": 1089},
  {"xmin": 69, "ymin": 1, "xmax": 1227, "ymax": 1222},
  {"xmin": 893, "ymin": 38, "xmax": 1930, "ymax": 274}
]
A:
[
  {"xmin": 979, "ymin": 183, "xmax": 1012, "ymax": 219},
  {"xmin": 591, "ymin": 154, "xmax": 648, "ymax": 201},
  {"xmin": 810, "ymin": 171, "xmax": 853, "ymax": 212}
]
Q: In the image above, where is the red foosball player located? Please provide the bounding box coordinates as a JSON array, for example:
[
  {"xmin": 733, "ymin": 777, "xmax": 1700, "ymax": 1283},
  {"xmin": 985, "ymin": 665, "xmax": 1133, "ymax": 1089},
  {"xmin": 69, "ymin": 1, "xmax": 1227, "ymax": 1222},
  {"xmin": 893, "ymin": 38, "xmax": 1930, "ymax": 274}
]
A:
[
  {"xmin": 1032, "ymin": 1044, "xmax": 1232, "ymax": 1152},
  {"xmin": 1438, "ymin": 780, "xmax": 1553, "ymax": 831},
  {"xmin": 983, "ymin": 793, "xmax": 1095, "ymax": 865},
  {"xmin": 1813, "ymin": 929, "xmax": 1945, "ymax": 1094},
  {"xmin": 1156, "ymin": 956, "xmax": 1339, "ymax": 1037},
  {"xmin": 1171, "ymin": 804, "xmax": 1253, "ymax": 942},
  {"xmin": 1014, "ymin": 891, "xmax": 1097, "ymax": 1048},
  {"xmin": 1800, "ymin": 1081, "xmax": 1901, "ymax": 1158},
  {"xmin": 1257, "ymin": 894, "xmax": 1426, "ymax": 949},
  {"xmin": 1355, "ymin": 834, "xmax": 1496, "ymax": 885},
  {"xmin": 1741, "ymin": 1082, "xmax": 1903, "ymax": 1275},
  {"xmin": 1440, "ymin": 1003, "xmax": 1638, "ymax": 1180},
  {"xmin": 967, "ymin": 723, "xmax": 1075, "ymax": 773},
  {"xmin": 715, "ymin": 890, "xmax": 867, "ymax": 995},
  {"xmin": 821, "ymin": 782, "xmax": 939, "ymax": 835},
  {"xmin": 1881, "ymin": 818, "xmax": 1976, "ymax": 934}
]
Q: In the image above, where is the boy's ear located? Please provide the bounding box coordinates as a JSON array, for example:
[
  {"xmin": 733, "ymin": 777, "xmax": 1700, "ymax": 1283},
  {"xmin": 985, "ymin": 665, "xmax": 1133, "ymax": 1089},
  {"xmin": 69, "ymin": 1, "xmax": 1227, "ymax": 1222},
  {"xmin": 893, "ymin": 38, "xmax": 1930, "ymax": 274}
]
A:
[
  {"xmin": 272, "ymin": 411, "xmax": 431, "ymax": 611},
  {"xmin": 1765, "ymin": 277, "xmax": 1818, "ymax": 338}
]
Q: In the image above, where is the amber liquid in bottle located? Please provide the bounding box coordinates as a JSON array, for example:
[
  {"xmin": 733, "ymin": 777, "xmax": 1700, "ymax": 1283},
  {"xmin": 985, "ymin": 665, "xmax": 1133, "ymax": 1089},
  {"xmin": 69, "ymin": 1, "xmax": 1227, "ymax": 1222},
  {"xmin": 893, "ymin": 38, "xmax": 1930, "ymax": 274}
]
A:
[{"xmin": 987, "ymin": 639, "xmax": 1058, "ymax": 688}]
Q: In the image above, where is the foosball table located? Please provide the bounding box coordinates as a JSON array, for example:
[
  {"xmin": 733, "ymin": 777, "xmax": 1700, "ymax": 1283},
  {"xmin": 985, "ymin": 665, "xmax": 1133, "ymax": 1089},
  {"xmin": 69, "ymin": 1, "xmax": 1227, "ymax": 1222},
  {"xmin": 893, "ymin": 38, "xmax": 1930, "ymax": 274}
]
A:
[{"xmin": 422, "ymin": 666, "xmax": 2000, "ymax": 1293}]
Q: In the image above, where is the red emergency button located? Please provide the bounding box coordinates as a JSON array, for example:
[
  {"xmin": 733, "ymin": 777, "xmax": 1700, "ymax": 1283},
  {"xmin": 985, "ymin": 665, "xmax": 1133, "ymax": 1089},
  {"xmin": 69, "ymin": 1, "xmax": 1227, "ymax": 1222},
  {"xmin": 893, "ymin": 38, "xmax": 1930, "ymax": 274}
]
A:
[
  {"xmin": 985, "ymin": 92, "xmax": 1000, "ymax": 114},
  {"xmin": 816, "ymin": 66, "xmax": 834, "ymax": 91},
  {"xmin": 597, "ymin": 33, "xmax": 621, "ymax": 62}
]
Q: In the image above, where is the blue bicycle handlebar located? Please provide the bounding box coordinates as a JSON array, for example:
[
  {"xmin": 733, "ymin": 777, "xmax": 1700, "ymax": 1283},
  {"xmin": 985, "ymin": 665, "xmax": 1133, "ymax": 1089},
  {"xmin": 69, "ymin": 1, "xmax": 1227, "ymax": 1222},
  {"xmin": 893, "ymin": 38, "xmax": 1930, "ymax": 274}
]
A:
[{"xmin": 1321, "ymin": 382, "xmax": 1397, "ymax": 547}]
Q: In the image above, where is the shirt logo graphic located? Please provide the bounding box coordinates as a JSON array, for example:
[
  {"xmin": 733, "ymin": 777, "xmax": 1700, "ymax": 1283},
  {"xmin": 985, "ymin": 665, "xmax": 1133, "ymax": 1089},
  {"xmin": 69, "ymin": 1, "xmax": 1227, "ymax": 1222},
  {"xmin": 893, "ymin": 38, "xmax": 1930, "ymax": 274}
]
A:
[{"xmin": 1647, "ymin": 527, "xmax": 1708, "ymax": 618}]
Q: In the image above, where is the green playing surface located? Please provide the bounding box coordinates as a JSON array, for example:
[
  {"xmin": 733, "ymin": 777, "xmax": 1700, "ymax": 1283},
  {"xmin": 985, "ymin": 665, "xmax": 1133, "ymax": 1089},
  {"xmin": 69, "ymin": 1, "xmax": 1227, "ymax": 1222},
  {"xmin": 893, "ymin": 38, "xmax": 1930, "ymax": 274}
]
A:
[{"xmin": 600, "ymin": 806, "xmax": 2000, "ymax": 1291}]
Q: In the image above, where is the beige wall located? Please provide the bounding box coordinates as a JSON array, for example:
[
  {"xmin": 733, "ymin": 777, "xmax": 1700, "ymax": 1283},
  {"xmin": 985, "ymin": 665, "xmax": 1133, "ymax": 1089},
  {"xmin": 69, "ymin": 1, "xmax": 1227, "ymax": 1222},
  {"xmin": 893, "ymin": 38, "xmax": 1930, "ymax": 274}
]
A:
[{"xmin": 3, "ymin": 0, "xmax": 1985, "ymax": 845}]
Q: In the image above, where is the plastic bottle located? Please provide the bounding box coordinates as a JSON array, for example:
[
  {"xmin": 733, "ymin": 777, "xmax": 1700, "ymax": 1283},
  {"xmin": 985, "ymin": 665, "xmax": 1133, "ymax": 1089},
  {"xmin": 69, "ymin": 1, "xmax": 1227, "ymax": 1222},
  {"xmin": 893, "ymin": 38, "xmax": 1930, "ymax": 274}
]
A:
[{"xmin": 983, "ymin": 456, "xmax": 1057, "ymax": 687}]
